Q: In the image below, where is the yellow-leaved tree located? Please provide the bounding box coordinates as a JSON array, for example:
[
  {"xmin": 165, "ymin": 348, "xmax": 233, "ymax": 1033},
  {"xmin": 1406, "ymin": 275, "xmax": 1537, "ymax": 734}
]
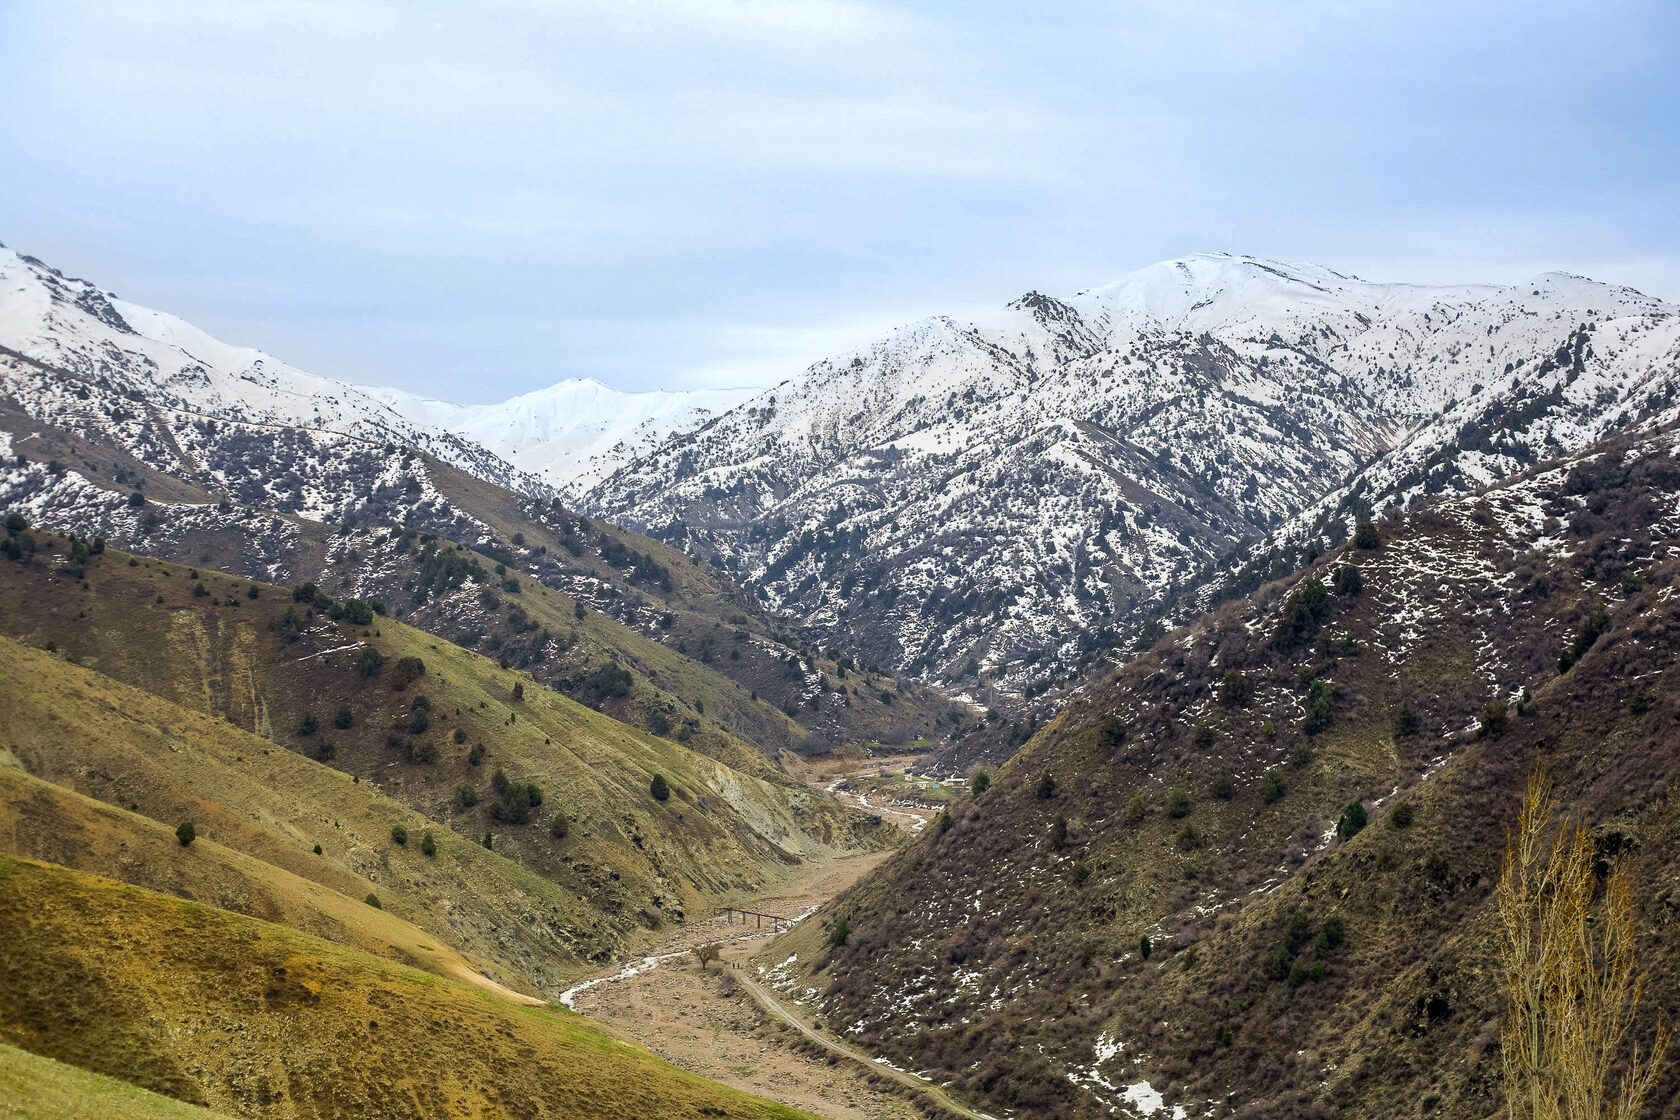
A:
[{"xmin": 1498, "ymin": 769, "xmax": 1669, "ymax": 1120}]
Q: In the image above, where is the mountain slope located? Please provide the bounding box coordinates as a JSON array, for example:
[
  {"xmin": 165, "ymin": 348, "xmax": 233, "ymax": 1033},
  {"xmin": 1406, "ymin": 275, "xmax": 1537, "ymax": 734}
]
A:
[
  {"xmin": 585, "ymin": 255, "xmax": 1680, "ymax": 702},
  {"xmin": 0, "ymin": 538, "xmax": 890, "ymax": 987},
  {"xmin": 0, "ymin": 856, "xmax": 819, "ymax": 1120},
  {"xmin": 761, "ymin": 423, "xmax": 1680, "ymax": 1119},
  {"xmin": 0, "ymin": 246, "xmax": 955, "ymax": 758}
]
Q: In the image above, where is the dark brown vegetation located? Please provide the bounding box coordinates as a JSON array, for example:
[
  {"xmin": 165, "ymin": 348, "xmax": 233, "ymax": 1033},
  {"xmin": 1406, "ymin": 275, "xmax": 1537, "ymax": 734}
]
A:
[{"xmin": 770, "ymin": 427, "xmax": 1680, "ymax": 1119}]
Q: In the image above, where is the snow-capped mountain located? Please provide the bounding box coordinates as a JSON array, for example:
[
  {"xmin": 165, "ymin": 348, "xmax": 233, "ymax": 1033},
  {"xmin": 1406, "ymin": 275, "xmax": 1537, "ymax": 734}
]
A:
[
  {"xmin": 369, "ymin": 379, "xmax": 758, "ymax": 496},
  {"xmin": 0, "ymin": 243, "xmax": 550, "ymax": 502},
  {"xmin": 584, "ymin": 253, "xmax": 1680, "ymax": 693},
  {"xmin": 0, "ymin": 242, "xmax": 760, "ymax": 510}
]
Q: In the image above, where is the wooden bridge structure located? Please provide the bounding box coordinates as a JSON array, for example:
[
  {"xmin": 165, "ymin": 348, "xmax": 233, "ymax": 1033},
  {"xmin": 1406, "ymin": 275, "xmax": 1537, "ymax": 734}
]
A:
[{"xmin": 723, "ymin": 907, "xmax": 793, "ymax": 933}]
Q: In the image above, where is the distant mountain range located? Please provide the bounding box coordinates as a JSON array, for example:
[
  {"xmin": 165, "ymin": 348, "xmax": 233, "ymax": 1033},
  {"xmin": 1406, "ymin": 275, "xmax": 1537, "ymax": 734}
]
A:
[
  {"xmin": 370, "ymin": 378, "xmax": 757, "ymax": 496},
  {"xmin": 5, "ymin": 241, "xmax": 1677, "ymax": 716},
  {"xmin": 586, "ymin": 253, "xmax": 1680, "ymax": 705}
]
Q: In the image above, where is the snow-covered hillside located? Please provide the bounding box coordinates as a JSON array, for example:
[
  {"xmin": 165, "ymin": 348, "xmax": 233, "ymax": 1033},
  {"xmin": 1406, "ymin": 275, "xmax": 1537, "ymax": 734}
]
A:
[
  {"xmin": 584, "ymin": 253, "xmax": 1680, "ymax": 693},
  {"xmin": 0, "ymin": 244, "xmax": 547, "ymax": 500},
  {"xmin": 370, "ymin": 379, "xmax": 757, "ymax": 496}
]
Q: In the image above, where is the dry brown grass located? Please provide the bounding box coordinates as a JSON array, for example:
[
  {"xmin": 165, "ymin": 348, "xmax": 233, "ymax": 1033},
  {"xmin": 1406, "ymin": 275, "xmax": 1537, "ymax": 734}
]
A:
[{"xmin": 0, "ymin": 856, "xmax": 820, "ymax": 1120}]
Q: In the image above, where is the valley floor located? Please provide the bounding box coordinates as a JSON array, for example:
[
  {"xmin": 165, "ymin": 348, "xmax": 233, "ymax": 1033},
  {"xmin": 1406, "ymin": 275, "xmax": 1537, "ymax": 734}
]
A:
[{"xmin": 563, "ymin": 759, "xmax": 946, "ymax": 1120}]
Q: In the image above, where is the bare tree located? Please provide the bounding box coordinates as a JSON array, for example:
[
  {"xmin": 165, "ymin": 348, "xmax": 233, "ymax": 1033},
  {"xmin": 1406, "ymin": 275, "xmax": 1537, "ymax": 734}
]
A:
[
  {"xmin": 694, "ymin": 942, "xmax": 722, "ymax": 971},
  {"xmin": 1498, "ymin": 769, "xmax": 1669, "ymax": 1120}
]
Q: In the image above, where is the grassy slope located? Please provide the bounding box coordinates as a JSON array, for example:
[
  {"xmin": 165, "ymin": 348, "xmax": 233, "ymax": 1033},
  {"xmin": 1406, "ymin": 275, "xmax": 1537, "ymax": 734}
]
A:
[
  {"xmin": 0, "ymin": 763, "xmax": 542, "ymax": 1002},
  {"xmin": 0, "ymin": 1043, "xmax": 238, "ymax": 1120},
  {"xmin": 0, "ymin": 636, "xmax": 603, "ymax": 990},
  {"xmin": 0, "ymin": 545, "xmax": 889, "ymax": 985},
  {"xmin": 776, "ymin": 429, "xmax": 1680, "ymax": 1120},
  {"xmin": 0, "ymin": 857, "xmax": 819, "ymax": 1120}
]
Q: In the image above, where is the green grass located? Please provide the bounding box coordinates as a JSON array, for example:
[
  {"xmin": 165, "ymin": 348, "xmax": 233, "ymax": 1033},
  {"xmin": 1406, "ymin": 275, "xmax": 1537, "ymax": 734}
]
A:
[{"xmin": 0, "ymin": 1043, "xmax": 237, "ymax": 1120}]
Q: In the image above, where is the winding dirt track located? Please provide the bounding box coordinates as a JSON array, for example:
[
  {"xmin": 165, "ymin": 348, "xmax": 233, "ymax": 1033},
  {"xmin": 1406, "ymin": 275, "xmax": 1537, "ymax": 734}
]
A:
[{"xmin": 732, "ymin": 972, "xmax": 992, "ymax": 1120}]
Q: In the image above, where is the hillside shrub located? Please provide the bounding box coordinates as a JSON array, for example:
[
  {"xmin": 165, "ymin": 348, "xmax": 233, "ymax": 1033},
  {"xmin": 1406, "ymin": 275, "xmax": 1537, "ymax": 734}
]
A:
[
  {"xmin": 420, "ymin": 831, "xmax": 436, "ymax": 857},
  {"xmin": 1272, "ymin": 577, "xmax": 1332, "ymax": 646},
  {"xmin": 1353, "ymin": 521, "xmax": 1381, "ymax": 549},
  {"xmin": 512, "ymin": 681, "xmax": 524, "ymax": 702},
  {"xmin": 315, "ymin": 739, "xmax": 336, "ymax": 761},
  {"xmin": 651, "ymin": 774, "xmax": 671, "ymax": 802},
  {"xmin": 365, "ymin": 893, "xmax": 381, "ymax": 909},
  {"xmin": 1048, "ymin": 816, "xmax": 1068, "ymax": 849},
  {"xmin": 176, "ymin": 821, "xmax": 196, "ymax": 847},
  {"xmin": 297, "ymin": 712, "xmax": 318, "ymax": 736},
  {"xmin": 1337, "ymin": 802, "xmax": 1368, "ymax": 839},
  {"xmin": 1175, "ymin": 823, "xmax": 1204, "ymax": 852},
  {"xmin": 454, "ymin": 782, "xmax": 478, "ymax": 809},
  {"xmin": 409, "ymin": 740, "xmax": 438, "ymax": 764},
  {"xmin": 1303, "ymin": 678, "xmax": 1334, "ymax": 734},
  {"xmin": 1315, "ymin": 914, "xmax": 1345, "ymax": 953},
  {"xmin": 408, "ymin": 707, "xmax": 429, "ymax": 734},
  {"xmin": 1192, "ymin": 721, "xmax": 1215, "ymax": 748},
  {"xmin": 1139, "ymin": 935, "xmax": 1151, "ymax": 961},
  {"xmin": 1217, "ymin": 670, "xmax": 1250, "ymax": 707},
  {"xmin": 1166, "ymin": 787, "xmax": 1192, "ymax": 818},
  {"xmin": 1476, "ymin": 699, "xmax": 1509, "ymax": 739},
  {"xmin": 1390, "ymin": 801, "xmax": 1414, "ymax": 829},
  {"xmin": 1332, "ymin": 563, "xmax": 1363, "ymax": 596},
  {"xmin": 829, "ymin": 915, "xmax": 850, "ymax": 948},
  {"xmin": 467, "ymin": 743, "xmax": 485, "ymax": 766},
  {"xmin": 1125, "ymin": 792, "xmax": 1146, "ymax": 825},
  {"xmin": 938, "ymin": 809, "xmax": 954, "ymax": 835},
  {"xmin": 334, "ymin": 705, "xmax": 354, "ymax": 730},
  {"xmin": 340, "ymin": 598, "xmax": 374, "ymax": 625},
  {"xmin": 1260, "ymin": 768, "xmax": 1286, "ymax": 803},
  {"xmin": 581, "ymin": 661, "xmax": 633, "ymax": 703},
  {"xmin": 1557, "ymin": 603, "xmax": 1609, "ymax": 672},
  {"xmin": 356, "ymin": 646, "xmax": 384, "ymax": 678},
  {"xmin": 391, "ymin": 655, "xmax": 426, "ymax": 689},
  {"xmin": 391, "ymin": 824, "xmax": 408, "ymax": 845},
  {"xmin": 1395, "ymin": 701, "xmax": 1420, "ymax": 736},
  {"xmin": 550, "ymin": 815, "xmax": 569, "ymax": 840},
  {"xmin": 1098, "ymin": 715, "xmax": 1126, "ymax": 749},
  {"xmin": 1035, "ymin": 772, "xmax": 1057, "ymax": 800},
  {"xmin": 971, "ymin": 770, "xmax": 991, "ymax": 796},
  {"xmin": 1211, "ymin": 766, "xmax": 1234, "ymax": 800}
]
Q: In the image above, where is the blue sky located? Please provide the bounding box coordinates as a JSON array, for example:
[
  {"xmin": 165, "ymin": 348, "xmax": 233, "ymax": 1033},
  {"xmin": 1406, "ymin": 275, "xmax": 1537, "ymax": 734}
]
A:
[{"xmin": 2, "ymin": 0, "xmax": 1676, "ymax": 401}]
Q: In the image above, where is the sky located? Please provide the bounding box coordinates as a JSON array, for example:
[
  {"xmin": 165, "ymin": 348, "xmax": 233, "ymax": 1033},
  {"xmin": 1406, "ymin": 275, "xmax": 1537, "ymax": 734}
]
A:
[{"xmin": 2, "ymin": 0, "xmax": 1677, "ymax": 403}]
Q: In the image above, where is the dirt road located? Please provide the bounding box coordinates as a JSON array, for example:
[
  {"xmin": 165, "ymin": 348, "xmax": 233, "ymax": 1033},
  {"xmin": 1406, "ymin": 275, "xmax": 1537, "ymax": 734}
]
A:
[{"xmin": 732, "ymin": 971, "xmax": 992, "ymax": 1120}]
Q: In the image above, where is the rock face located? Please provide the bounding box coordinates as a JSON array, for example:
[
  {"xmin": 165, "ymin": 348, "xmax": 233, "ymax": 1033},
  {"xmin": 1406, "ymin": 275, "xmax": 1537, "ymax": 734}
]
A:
[{"xmin": 584, "ymin": 254, "xmax": 1680, "ymax": 696}]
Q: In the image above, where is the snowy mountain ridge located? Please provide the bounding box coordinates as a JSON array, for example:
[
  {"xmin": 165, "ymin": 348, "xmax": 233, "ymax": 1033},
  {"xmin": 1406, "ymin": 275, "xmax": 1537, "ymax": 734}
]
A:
[
  {"xmin": 583, "ymin": 252, "xmax": 1680, "ymax": 698},
  {"xmin": 0, "ymin": 242, "xmax": 752, "ymax": 500}
]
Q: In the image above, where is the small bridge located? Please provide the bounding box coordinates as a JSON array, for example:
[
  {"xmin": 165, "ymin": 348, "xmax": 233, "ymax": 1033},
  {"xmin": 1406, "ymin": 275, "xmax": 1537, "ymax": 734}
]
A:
[{"xmin": 723, "ymin": 907, "xmax": 793, "ymax": 932}]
